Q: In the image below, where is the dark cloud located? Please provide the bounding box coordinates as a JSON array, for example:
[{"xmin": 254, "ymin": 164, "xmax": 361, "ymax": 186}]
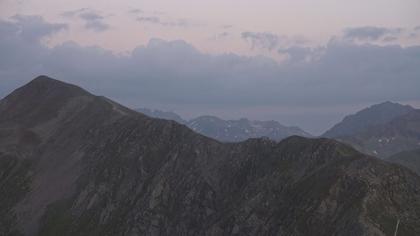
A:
[
  {"xmin": 61, "ymin": 8, "xmax": 109, "ymax": 32},
  {"xmin": 1, "ymin": 16, "xmax": 420, "ymax": 134},
  {"xmin": 7, "ymin": 15, "xmax": 67, "ymax": 42},
  {"xmin": 343, "ymin": 26, "xmax": 403, "ymax": 41},
  {"xmin": 241, "ymin": 32, "xmax": 282, "ymax": 50}
]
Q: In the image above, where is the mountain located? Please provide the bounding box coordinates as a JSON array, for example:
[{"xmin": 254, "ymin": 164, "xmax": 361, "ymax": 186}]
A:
[
  {"xmin": 1, "ymin": 76, "xmax": 420, "ymax": 236},
  {"xmin": 136, "ymin": 108, "xmax": 186, "ymax": 124},
  {"xmin": 187, "ymin": 116, "xmax": 312, "ymax": 142},
  {"xmin": 136, "ymin": 109, "xmax": 312, "ymax": 142},
  {"xmin": 387, "ymin": 149, "xmax": 420, "ymax": 175},
  {"xmin": 336, "ymin": 109, "xmax": 420, "ymax": 158},
  {"xmin": 323, "ymin": 101, "xmax": 414, "ymax": 138}
]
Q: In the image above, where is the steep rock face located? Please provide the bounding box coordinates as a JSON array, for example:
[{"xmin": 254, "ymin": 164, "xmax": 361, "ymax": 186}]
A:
[
  {"xmin": 1, "ymin": 76, "xmax": 420, "ymax": 236},
  {"xmin": 323, "ymin": 101, "xmax": 414, "ymax": 138}
]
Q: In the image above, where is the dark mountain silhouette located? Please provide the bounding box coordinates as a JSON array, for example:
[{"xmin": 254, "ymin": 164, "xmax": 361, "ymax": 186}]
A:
[
  {"xmin": 323, "ymin": 101, "xmax": 414, "ymax": 138},
  {"xmin": 1, "ymin": 76, "xmax": 419, "ymax": 236},
  {"xmin": 136, "ymin": 109, "xmax": 312, "ymax": 142}
]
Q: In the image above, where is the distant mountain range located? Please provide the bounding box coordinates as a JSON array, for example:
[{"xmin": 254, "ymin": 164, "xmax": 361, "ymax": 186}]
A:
[
  {"xmin": 323, "ymin": 101, "xmax": 420, "ymax": 158},
  {"xmin": 137, "ymin": 108, "xmax": 312, "ymax": 142},
  {"xmin": 2, "ymin": 76, "xmax": 419, "ymax": 235},
  {"xmin": 139, "ymin": 103, "xmax": 420, "ymax": 172}
]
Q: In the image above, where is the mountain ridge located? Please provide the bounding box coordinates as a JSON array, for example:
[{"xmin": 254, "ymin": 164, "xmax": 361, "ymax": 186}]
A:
[
  {"xmin": 387, "ymin": 148, "xmax": 420, "ymax": 175},
  {"xmin": 1, "ymin": 76, "xmax": 419, "ymax": 236},
  {"xmin": 323, "ymin": 101, "xmax": 414, "ymax": 138},
  {"xmin": 136, "ymin": 108, "xmax": 312, "ymax": 142},
  {"xmin": 336, "ymin": 109, "xmax": 420, "ymax": 158}
]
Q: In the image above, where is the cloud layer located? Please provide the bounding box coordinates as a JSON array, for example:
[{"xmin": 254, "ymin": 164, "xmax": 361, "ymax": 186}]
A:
[
  {"xmin": 1, "ymin": 15, "xmax": 419, "ymax": 134},
  {"xmin": 62, "ymin": 8, "xmax": 109, "ymax": 31},
  {"xmin": 343, "ymin": 26, "xmax": 403, "ymax": 42}
]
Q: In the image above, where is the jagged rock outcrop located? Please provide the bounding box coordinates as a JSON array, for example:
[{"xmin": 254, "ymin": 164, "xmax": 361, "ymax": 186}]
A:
[{"xmin": 1, "ymin": 76, "xmax": 420, "ymax": 236}]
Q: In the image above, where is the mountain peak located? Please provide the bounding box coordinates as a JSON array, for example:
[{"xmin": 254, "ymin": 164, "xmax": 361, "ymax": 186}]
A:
[
  {"xmin": 323, "ymin": 101, "xmax": 415, "ymax": 138},
  {"xmin": 372, "ymin": 101, "xmax": 412, "ymax": 109},
  {"xmin": 0, "ymin": 76, "xmax": 92, "ymax": 126},
  {"xmin": 31, "ymin": 75, "xmax": 60, "ymax": 83},
  {"xmin": 24, "ymin": 75, "xmax": 89, "ymax": 96}
]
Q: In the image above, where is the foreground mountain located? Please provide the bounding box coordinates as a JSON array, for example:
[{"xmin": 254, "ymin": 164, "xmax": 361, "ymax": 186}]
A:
[
  {"xmin": 323, "ymin": 101, "xmax": 414, "ymax": 138},
  {"xmin": 1, "ymin": 76, "xmax": 420, "ymax": 236},
  {"xmin": 136, "ymin": 108, "xmax": 312, "ymax": 142},
  {"xmin": 336, "ymin": 109, "xmax": 420, "ymax": 158},
  {"xmin": 387, "ymin": 149, "xmax": 420, "ymax": 175}
]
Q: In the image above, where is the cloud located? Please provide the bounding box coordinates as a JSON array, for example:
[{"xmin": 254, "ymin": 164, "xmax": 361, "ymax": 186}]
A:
[
  {"xmin": 136, "ymin": 16, "xmax": 193, "ymax": 27},
  {"xmin": 61, "ymin": 8, "xmax": 89, "ymax": 17},
  {"xmin": 1, "ymin": 16, "xmax": 420, "ymax": 133},
  {"xmin": 221, "ymin": 24, "xmax": 233, "ymax": 29},
  {"xmin": 61, "ymin": 8, "xmax": 109, "ymax": 32},
  {"xmin": 382, "ymin": 36, "xmax": 398, "ymax": 42},
  {"xmin": 7, "ymin": 15, "xmax": 67, "ymax": 42},
  {"xmin": 278, "ymin": 46, "xmax": 320, "ymax": 63},
  {"xmin": 241, "ymin": 32, "xmax": 283, "ymax": 50},
  {"xmin": 212, "ymin": 32, "xmax": 230, "ymax": 40},
  {"xmin": 136, "ymin": 16, "xmax": 160, "ymax": 24},
  {"xmin": 343, "ymin": 26, "xmax": 403, "ymax": 41},
  {"xmin": 241, "ymin": 32, "xmax": 308, "ymax": 51},
  {"xmin": 127, "ymin": 8, "xmax": 143, "ymax": 14}
]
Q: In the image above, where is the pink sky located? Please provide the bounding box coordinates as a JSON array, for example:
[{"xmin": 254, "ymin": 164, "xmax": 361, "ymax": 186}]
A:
[{"xmin": 1, "ymin": 0, "xmax": 419, "ymax": 58}]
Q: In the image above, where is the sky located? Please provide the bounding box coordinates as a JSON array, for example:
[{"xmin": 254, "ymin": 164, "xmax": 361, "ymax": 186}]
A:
[{"xmin": 0, "ymin": 0, "xmax": 420, "ymax": 134}]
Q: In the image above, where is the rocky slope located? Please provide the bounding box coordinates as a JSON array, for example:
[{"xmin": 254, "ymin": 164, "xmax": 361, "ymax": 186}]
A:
[
  {"xmin": 323, "ymin": 101, "xmax": 414, "ymax": 138},
  {"xmin": 1, "ymin": 76, "xmax": 420, "ymax": 236},
  {"xmin": 136, "ymin": 109, "xmax": 312, "ymax": 142},
  {"xmin": 336, "ymin": 109, "xmax": 420, "ymax": 158},
  {"xmin": 387, "ymin": 148, "xmax": 420, "ymax": 175}
]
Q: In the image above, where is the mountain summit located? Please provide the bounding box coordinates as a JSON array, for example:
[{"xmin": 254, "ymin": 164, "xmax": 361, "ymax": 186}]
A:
[
  {"xmin": 323, "ymin": 101, "xmax": 420, "ymax": 158},
  {"xmin": 1, "ymin": 76, "xmax": 419, "ymax": 236},
  {"xmin": 323, "ymin": 101, "xmax": 414, "ymax": 138}
]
